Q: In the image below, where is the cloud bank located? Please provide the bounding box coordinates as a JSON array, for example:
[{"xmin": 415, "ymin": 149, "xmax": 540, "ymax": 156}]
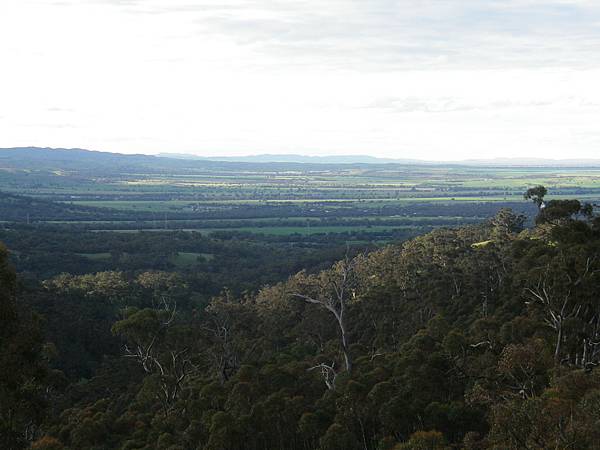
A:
[{"xmin": 0, "ymin": 0, "xmax": 599, "ymax": 159}]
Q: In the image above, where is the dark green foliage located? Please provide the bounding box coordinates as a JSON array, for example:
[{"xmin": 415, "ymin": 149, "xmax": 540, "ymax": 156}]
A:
[
  {"xmin": 6, "ymin": 189, "xmax": 600, "ymax": 449},
  {"xmin": 0, "ymin": 244, "xmax": 50, "ymax": 449},
  {"xmin": 536, "ymin": 198, "xmax": 591, "ymax": 224},
  {"xmin": 524, "ymin": 185, "xmax": 547, "ymax": 208}
]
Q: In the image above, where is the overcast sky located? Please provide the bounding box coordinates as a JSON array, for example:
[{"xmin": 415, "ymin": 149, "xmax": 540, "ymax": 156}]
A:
[{"xmin": 1, "ymin": 0, "xmax": 599, "ymax": 160}]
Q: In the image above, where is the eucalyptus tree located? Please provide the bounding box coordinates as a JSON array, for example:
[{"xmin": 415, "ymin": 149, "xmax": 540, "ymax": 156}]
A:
[{"xmin": 290, "ymin": 255, "xmax": 365, "ymax": 387}]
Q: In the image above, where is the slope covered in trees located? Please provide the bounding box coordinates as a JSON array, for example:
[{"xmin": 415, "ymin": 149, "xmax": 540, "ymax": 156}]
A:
[{"xmin": 2, "ymin": 190, "xmax": 600, "ymax": 449}]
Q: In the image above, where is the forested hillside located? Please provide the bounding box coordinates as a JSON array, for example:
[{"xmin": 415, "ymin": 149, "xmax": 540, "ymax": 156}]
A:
[{"xmin": 3, "ymin": 189, "xmax": 600, "ymax": 449}]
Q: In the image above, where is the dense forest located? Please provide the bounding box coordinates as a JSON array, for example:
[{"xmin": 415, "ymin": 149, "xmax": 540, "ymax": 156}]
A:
[{"xmin": 3, "ymin": 187, "xmax": 600, "ymax": 449}]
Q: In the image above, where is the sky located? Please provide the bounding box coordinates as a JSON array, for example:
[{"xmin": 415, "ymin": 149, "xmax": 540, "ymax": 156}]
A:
[{"xmin": 0, "ymin": 0, "xmax": 599, "ymax": 161}]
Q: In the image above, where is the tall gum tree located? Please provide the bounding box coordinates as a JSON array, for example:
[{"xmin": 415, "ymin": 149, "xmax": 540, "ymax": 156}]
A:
[{"xmin": 290, "ymin": 255, "xmax": 364, "ymax": 387}]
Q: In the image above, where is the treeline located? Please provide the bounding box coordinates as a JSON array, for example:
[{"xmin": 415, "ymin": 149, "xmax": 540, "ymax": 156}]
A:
[
  {"xmin": 41, "ymin": 216, "xmax": 481, "ymax": 232},
  {"xmin": 4, "ymin": 190, "xmax": 600, "ymax": 448},
  {"xmin": 1, "ymin": 190, "xmax": 535, "ymax": 224},
  {"xmin": 0, "ymin": 192, "xmax": 127, "ymax": 222},
  {"xmin": 0, "ymin": 229, "xmax": 353, "ymax": 284}
]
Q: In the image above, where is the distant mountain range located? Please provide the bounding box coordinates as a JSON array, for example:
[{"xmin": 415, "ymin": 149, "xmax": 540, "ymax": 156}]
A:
[
  {"xmin": 158, "ymin": 152, "xmax": 600, "ymax": 167},
  {"xmin": 156, "ymin": 153, "xmax": 423, "ymax": 164},
  {"xmin": 2, "ymin": 147, "xmax": 600, "ymax": 168},
  {"xmin": 460, "ymin": 157, "xmax": 600, "ymax": 167}
]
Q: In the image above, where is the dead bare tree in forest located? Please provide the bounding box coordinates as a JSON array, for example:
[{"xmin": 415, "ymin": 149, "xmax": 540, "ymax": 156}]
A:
[
  {"xmin": 201, "ymin": 319, "xmax": 239, "ymax": 384},
  {"xmin": 525, "ymin": 256, "xmax": 600, "ymax": 366},
  {"xmin": 307, "ymin": 362, "xmax": 338, "ymax": 390},
  {"xmin": 113, "ymin": 298, "xmax": 195, "ymax": 415},
  {"xmin": 526, "ymin": 278, "xmax": 581, "ymax": 365},
  {"xmin": 291, "ymin": 256, "xmax": 361, "ymax": 383}
]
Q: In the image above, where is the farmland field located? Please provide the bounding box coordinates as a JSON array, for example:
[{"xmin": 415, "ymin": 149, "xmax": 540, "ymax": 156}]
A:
[{"xmin": 2, "ymin": 149, "xmax": 600, "ymax": 242}]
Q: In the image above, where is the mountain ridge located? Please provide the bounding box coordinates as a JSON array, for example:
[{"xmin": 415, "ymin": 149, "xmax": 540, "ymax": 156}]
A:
[{"xmin": 2, "ymin": 146, "xmax": 600, "ymax": 167}]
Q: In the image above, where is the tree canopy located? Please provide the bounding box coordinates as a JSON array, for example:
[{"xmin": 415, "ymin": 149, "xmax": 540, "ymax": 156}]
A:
[{"xmin": 4, "ymin": 187, "xmax": 600, "ymax": 449}]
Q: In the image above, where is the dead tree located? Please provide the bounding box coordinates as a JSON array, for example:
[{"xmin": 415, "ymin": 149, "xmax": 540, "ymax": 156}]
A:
[
  {"xmin": 526, "ymin": 281, "xmax": 581, "ymax": 365},
  {"xmin": 114, "ymin": 299, "xmax": 194, "ymax": 415},
  {"xmin": 525, "ymin": 257, "xmax": 599, "ymax": 366},
  {"xmin": 308, "ymin": 362, "xmax": 338, "ymax": 390},
  {"xmin": 200, "ymin": 290, "xmax": 259, "ymax": 384},
  {"xmin": 291, "ymin": 256, "xmax": 360, "ymax": 380},
  {"xmin": 200, "ymin": 319, "xmax": 239, "ymax": 384}
]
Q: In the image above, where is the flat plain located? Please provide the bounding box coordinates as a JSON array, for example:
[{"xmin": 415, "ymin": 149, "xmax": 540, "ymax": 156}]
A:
[{"xmin": 1, "ymin": 149, "xmax": 600, "ymax": 240}]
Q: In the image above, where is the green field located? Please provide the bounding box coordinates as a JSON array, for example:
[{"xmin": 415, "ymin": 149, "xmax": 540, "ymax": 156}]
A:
[
  {"xmin": 64, "ymin": 193, "xmax": 599, "ymax": 209},
  {"xmin": 169, "ymin": 252, "xmax": 214, "ymax": 267},
  {"xmin": 2, "ymin": 155, "xmax": 600, "ymax": 239},
  {"xmin": 76, "ymin": 252, "xmax": 112, "ymax": 261}
]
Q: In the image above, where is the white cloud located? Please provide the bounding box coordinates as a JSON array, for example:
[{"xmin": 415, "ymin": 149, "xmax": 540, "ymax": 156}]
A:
[{"xmin": 0, "ymin": 0, "xmax": 599, "ymax": 160}]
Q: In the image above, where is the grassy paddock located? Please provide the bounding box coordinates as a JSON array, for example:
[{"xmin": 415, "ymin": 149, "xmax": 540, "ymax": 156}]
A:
[{"xmin": 5, "ymin": 163, "xmax": 600, "ymax": 238}]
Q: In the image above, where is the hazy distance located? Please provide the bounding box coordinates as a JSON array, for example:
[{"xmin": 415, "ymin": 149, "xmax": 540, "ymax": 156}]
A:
[{"xmin": 1, "ymin": 0, "xmax": 599, "ymax": 160}]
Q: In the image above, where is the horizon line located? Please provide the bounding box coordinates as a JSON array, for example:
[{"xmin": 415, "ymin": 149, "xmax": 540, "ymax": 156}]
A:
[{"xmin": 3, "ymin": 145, "xmax": 600, "ymax": 166}]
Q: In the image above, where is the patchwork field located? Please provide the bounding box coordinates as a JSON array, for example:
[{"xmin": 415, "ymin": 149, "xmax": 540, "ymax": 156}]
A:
[{"xmin": 2, "ymin": 150, "xmax": 600, "ymax": 241}]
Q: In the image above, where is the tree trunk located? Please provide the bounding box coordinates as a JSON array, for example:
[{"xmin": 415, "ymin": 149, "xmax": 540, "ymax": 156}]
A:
[
  {"xmin": 555, "ymin": 323, "xmax": 563, "ymax": 365},
  {"xmin": 337, "ymin": 315, "xmax": 352, "ymax": 374}
]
